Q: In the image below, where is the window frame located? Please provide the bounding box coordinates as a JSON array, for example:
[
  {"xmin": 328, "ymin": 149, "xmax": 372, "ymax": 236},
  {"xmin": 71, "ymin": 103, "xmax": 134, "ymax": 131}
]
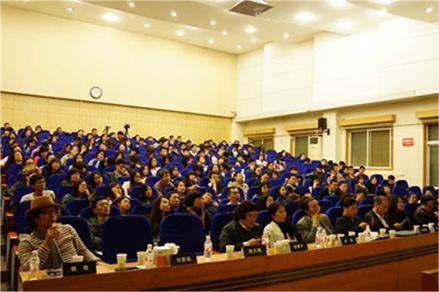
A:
[
  {"xmin": 290, "ymin": 135, "xmax": 309, "ymax": 157},
  {"xmin": 248, "ymin": 136, "xmax": 275, "ymax": 149},
  {"xmin": 347, "ymin": 126, "xmax": 393, "ymax": 170}
]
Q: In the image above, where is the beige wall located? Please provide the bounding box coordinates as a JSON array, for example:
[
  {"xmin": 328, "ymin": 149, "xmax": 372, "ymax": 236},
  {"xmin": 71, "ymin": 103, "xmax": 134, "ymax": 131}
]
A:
[
  {"xmin": 0, "ymin": 92, "xmax": 231, "ymax": 143},
  {"xmin": 1, "ymin": 5, "xmax": 236, "ymax": 117}
]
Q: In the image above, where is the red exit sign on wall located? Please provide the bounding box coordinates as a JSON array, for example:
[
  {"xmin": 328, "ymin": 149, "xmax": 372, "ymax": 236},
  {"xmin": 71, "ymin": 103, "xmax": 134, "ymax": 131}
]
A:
[{"xmin": 402, "ymin": 138, "xmax": 414, "ymax": 147}]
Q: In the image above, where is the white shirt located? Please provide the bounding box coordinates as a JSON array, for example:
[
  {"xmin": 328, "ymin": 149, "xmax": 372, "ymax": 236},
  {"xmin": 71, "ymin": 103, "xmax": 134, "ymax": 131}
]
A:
[
  {"xmin": 373, "ymin": 210, "xmax": 389, "ymax": 228},
  {"xmin": 20, "ymin": 190, "xmax": 55, "ymax": 203}
]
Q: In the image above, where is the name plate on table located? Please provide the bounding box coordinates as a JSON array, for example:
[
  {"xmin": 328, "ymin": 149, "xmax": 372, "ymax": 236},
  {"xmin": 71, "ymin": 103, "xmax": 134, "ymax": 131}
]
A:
[
  {"xmin": 341, "ymin": 236, "xmax": 356, "ymax": 245},
  {"xmin": 63, "ymin": 261, "xmax": 96, "ymax": 276},
  {"xmin": 289, "ymin": 242, "xmax": 307, "ymax": 252},
  {"xmin": 419, "ymin": 226, "xmax": 430, "ymax": 234},
  {"xmin": 171, "ymin": 253, "xmax": 197, "ymax": 266},
  {"xmin": 243, "ymin": 245, "xmax": 267, "ymax": 257}
]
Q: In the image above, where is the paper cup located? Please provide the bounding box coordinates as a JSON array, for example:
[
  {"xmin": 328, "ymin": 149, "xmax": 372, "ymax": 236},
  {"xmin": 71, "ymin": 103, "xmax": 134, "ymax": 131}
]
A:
[
  {"xmin": 413, "ymin": 225, "xmax": 420, "ymax": 233},
  {"xmin": 348, "ymin": 231, "xmax": 356, "ymax": 237},
  {"xmin": 137, "ymin": 251, "xmax": 146, "ymax": 266},
  {"xmin": 389, "ymin": 229, "xmax": 396, "ymax": 239},
  {"xmin": 117, "ymin": 253, "xmax": 127, "ymax": 270},
  {"xmin": 226, "ymin": 245, "xmax": 234, "ymax": 259},
  {"xmin": 379, "ymin": 228, "xmax": 386, "ymax": 237}
]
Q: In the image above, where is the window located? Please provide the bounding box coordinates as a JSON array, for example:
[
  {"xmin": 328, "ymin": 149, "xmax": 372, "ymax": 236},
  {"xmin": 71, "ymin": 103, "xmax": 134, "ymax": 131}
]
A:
[
  {"xmin": 427, "ymin": 124, "xmax": 438, "ymax": 187},
  {"xmin": 349, "ymin": 128, "xmax": 392, "ymax": 168},
  {"xmin": 249, "ymin": 137, "xmax": 274, "ymax": 150},
  {"xmin": 291, "ymin": 136, "xmax": 308, "ymax": 157}
]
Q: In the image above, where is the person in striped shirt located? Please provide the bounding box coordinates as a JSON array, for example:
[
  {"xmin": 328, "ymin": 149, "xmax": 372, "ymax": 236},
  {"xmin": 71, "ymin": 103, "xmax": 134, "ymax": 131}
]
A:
[{"xmin": 18, "ymin": 196, "xmax": 98, "ymax": 270}]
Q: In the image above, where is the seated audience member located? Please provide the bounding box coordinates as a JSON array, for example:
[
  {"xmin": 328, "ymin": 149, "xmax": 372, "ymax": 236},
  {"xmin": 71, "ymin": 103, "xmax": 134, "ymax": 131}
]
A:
[
  {"xmin": 135, "ymin": 183, "xmax": 154, "ymax": 205},
  {"xmin": 208, "ymin": 172, "xmax": 224, "ymax": 196},
  {"xmin": 367, "ymin": 176, "xmax": 379, "ymax": 194},
  {"xmin": 107, "ymin": 182, "xmax": 124, "ymax": 202},
  {"xmin": 297, "ymin": 198, "xmax": 334, "ymax": 243},
  {"xmin": 148, "ymin": 156, "xmax": 161, "ymax": 177},
  {"xmin": 354, "ymin": 189, "xmax": 367, "ymax": 204},
  {"xmin": 337, "ymin": 181, "xmax": 350, "ymax": 198},
  {"xmin": 284, "ymin": 174, "xmax": 298, "ymax": 194},
  {"xmin": 355, "ymin": 166, "xmax": 366, "ymax": 178},
  {"xmin": 385, "ymin": 196, "xmax": 411, "ymax": 230},
  {"xmin": 354, "ymin": 176, "xmax": 368, "ymax": 194},
  {"xmin": 387, "ymin": 175, "xmax": 396, "ymax": 189},
  {"xmin": 18, "ymin": 196, "xmax": 97, "ymax": 270},
  {"xmin": 364, "ymin": 196, "xmax": 390, "ymax": 231},
  {"xmin": 227, "ymin": 172, "xmax": 249, "ymax": 199},
  {"xmin": 62, "ymin": 180, "xmax": 91, "ymax": 207},
  {"xmin": 122, "ymin": 170, "xmax": 144, "ymax": 198},
  {"xmin": 219, "ymin": 201, "xmax": 262, "ymax": 252},
  {"xmin": 175, "ymin": 180, "xmax": 187, "ymax": 199},
  {"xmin": 406, "ymin": 192, "xmax": 419, "ymax": 205},
  {"xmin": 413, "ymin": 195, "xmax": 438, "ymax": 225},
  {"xmin": 335, "ymin": 198, "xmax": 368, "ymax": 235},
  {"xmin": 184, "ymin": 191, "xmax": 210, "ymax": 234},
  {"xmin": 257, "ymin": 195, "xmax": 274, "ymax": 211},
  {"xmin": 61, "ymin": 168, "xmax": 82, "ymax": 186},
  {"xmin": 309, "ymin": 165, "xmax": 325, "ymax": 183},
  {"xmin": 21, "ymin": 174, "xmax": 55, "ymax": 203},
  {"xmin": 343, "ymin": 166, "xmax": 356, "ymax": 183},
  {"xmin": 88, "ymin": 150, "xmax": 105, "ymax": 171},
  {"xmin": 166, "ymin": 190, "xmax": 181, "ymax": 213},
  {"xmin": 107, "ymin": 159, "xmax": 129, "ymax": 182},
  {"xmin": 202, "ymin": 191, "xmax": 218, "ymax": 219},
  {"xmin": 87, "ymin": 197, "xmax": 110, "ymax": 251},
  {"xmin": 263, "ymin": 203, "xmax": 301, "ymax": 246},
  {"xmin": 276, "ymin": 185, "xmax": 289, "ymax": 201},
  {"xmin": 318, "ymin": 179, "xmax": 340, "ymax": 200},
  {"xmin": 227, "ymin": 187, "xmax": 241, "ymax": 205},
  {"xmin": 113, "ymin": 196, "xmax": 131, "ymax": 216},
  {"xmin": 149, "ymin": 196, "xmax": 171, "ymax": 241},
  {"xmin": 88, "ymin": 171, "xmax": 105, "ymax": 194},
  {"xmin": 42, "ymin": 159, "xmax": 64, "ymax": 180},
  {"xmin": 153, "ymin": 169, "xmax": 174, "ymax": 196}
]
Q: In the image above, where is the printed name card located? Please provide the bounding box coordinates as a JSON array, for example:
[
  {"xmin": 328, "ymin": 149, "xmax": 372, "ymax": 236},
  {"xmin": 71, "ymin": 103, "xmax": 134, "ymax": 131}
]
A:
[
  {"xmin": 171, "ymin": 253, "xmax": 197, "ymax": 266},
  {"xmin": 63, "ymin": 261, "xmax": 96, "ymax": 276},
  {"xmin": 289, "ymin": 242, "xmax": 307, "ymax": 252},
  {"xmin": 243, "ymin": 245, "xmax": 267, "ymax": 257},
  {"xmin": 341, "ymin": 236, "xmax": 356, "ymax": 245}
]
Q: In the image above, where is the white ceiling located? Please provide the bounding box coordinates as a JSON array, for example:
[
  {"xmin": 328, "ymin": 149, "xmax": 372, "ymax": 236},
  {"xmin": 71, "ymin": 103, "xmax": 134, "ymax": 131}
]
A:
[{"xmin": 3, "ymin": 0, "xmax": 438, "ymax": 54}]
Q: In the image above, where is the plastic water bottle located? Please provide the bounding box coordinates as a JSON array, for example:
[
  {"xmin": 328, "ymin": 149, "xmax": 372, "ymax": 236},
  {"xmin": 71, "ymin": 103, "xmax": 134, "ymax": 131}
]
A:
[
  {"xmin": 29, "ymin": 250, "xmax": 40, "ymax": 280},
  {"xmin": 145, "ymin": 244, "xmax": 153, "ymax": 268},
  {"xmin": 364, "ymin": 225, "xmax": 372, "ymax": 241},
  {"xmin": 315, "ymin": 227, "xmax": 327, "ymax": 248},
  {"xmin": 204, "ymin": 235, "xmax": 212, "ymax": 262}
]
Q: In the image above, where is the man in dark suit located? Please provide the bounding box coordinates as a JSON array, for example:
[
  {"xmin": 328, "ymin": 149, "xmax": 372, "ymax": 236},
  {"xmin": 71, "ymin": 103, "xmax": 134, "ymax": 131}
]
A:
[
  {"xmin": 219, "ymin": 201, "xmax": 262, "ymax": 252},
  {"xmin": 413, "ymin": 195, "xmax": 438, "ymax": 225},
  {"xmin": 364, "ymin": 196, "xmax": 390, "ymax": 231},
  {"xmin": 319, "ymin": 179, "xmax": 340, "ymax": 200},
  {"xmin": 335, "ymin": 197, "xmax": 368, "ymax": 234}
]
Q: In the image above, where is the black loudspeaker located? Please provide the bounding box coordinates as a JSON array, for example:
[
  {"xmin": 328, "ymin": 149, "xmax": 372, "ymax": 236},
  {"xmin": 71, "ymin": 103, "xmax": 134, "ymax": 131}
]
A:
[{"xmin": 318, "ymin": 118, "xmax": 327, "ymax": 130}]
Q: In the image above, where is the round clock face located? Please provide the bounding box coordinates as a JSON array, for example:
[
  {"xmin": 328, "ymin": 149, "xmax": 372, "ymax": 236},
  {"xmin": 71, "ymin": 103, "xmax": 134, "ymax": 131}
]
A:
[{"xmin": 90, "ymin": 86, "xmax": 103, "ymax": 99}]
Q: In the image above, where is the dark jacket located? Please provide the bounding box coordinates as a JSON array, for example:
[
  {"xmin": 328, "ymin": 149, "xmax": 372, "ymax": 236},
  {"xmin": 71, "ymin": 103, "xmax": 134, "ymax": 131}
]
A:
[
  {"xmin": 319, "ymin": 187, "xmax": 342, "ymax": 200},
  {"xmin": 385, "ymin": 210, "xmax": 412, "ymax": 230},
  {"xmin": 364, "ymin": 210, "xmax": 389, "ymax": 232},
  {"xmin": 334, "ymin": 215, "xmax": 364, "ymax": 234},
  {"xmin": 218, "ymin": 220, "xmax": 262, "ymax": 252},
  {"xmin": 412, "ymin": 207, "xmax": 438, "ymax": 226}
]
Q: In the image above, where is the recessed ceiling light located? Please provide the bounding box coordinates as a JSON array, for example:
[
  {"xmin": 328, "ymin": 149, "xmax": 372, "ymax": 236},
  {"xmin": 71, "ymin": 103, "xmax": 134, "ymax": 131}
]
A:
[
  {"xmin": 144, "ymin": 23, "xmax": 150, "ymax": 29},
  {"xmin": 425, "ymin": 7, "xmax": 433, "ymax": 13},
  {"xmin": 244, "ymin": 25, "xmax": 257, "ymax": 34},
  {"xmin": 171, "ymin": 11, "xmax": 177, "ymax": 17},
  {"xmin": 336, "ymin": 20, "xmax": 354, "ymax": 30},
  {"xmin": 67, "ymin": 7, "xmax": 73, "ymax": 13},
  {"xmin": 102, "ymin": 13, "xmax": 120, "ymax": 22},
  {"xmin": 330, "ymin": 0, "xmax": 348, "ymax": 7},
  {"xmin": 251, "ymin": 37, "xmax": 256, "ymax": 43},
  {"xmin": 294, "ymin": 12, "xmax": 316, "ymax": 23},
  {"xmin": 373, "ymin": 8, "xmax": 389, "ymax": 17},
  {"xmin": 283, "ymin": 32, "xmax": 290, "ymax": 39},
  {"xmin": 237, "ymin": 45, "xmax": 242, "ymax": 50},
  {"xmin": 128, "ymin": 2, "xmax": 135, "ymax": 8},
  {"xmin": 176, "ymin": 29, "xmax": 185, "ymax": 37},
  {"xmin": 208, "ymin": 38, "xmax": 214, "ymax": 45},
  {"xmin": 222, "ymin": 30, "xmax": 228, "ymax": 36},
  {"xmin": 210, "ymin": 20, "xmax": 216, "ymax": 26},
  {"xmin": 373, "ymin": 0, "xmax": 395, "ymax": 5}
]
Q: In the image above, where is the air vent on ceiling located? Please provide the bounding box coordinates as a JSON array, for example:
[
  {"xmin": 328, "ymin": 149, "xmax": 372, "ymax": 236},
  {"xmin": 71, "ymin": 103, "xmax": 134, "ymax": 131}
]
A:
[{"xmin": 229, "ymin": 0, "xmax": 273, "ymax": 17}]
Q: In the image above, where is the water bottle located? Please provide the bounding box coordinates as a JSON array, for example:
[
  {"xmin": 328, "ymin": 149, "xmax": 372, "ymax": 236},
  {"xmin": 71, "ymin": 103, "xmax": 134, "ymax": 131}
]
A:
[
  {"xmin": 315, "ymin": 227, "xmax": 324, "ymax": 248},
  {"xmin": 29, "ymin": 250, "xmax": 40, "ymax": 280},
  {"xmin": 152, "ymin": 242, "xmax": 158, "ymax": 268},
  {"xmin": 204, "ymin": 235, "xmax": 212, "ymax": 262},
  {"xmin": 364, "ymin": 225, "xmax": 372, "ymax": 241},
  {"xmin": 145, "ymin": 244, "xmax": 153, "ymax": 268}
]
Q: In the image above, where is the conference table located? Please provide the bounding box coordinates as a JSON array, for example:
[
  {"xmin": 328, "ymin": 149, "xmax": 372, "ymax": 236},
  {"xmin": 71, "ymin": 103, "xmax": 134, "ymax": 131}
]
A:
[{"xmin": 19, "ymin": 232, "xmax": 438, "ymax": 291}]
